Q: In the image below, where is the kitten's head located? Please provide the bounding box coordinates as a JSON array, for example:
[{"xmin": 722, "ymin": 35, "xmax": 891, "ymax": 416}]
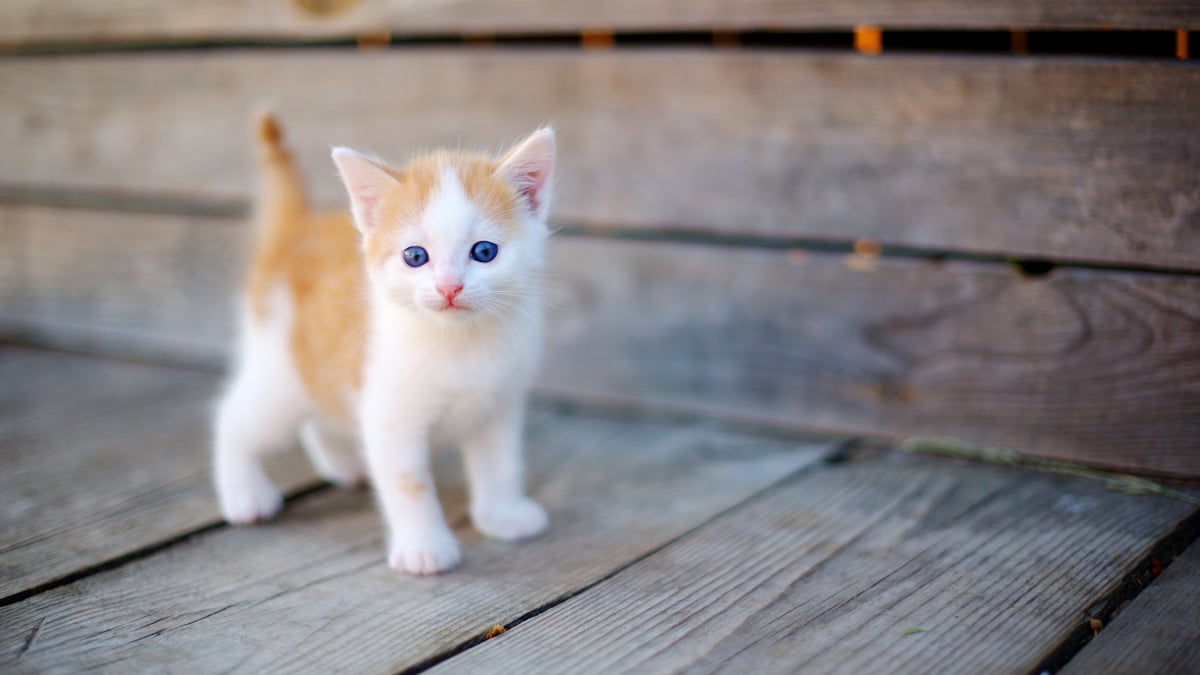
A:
[{"xmin": 331, "ymin": 128, "xmax": 555, "ymax": 323}]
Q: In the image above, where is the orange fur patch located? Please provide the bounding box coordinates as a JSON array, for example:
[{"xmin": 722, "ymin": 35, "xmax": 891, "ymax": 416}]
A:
[
  {"xmin": 361, "ymin": 152, "xmax": 520, "ymax": 270},
  {"xmin": 395, "ymin": 471, "xmax": 429, "ymax": 499}
]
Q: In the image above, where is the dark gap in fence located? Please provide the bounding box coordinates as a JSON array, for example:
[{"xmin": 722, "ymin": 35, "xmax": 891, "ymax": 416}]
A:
[
  {"xmin": 1, "ymin": 29, "xmax": 1191, "ymax": 60},
  {"xmin": 881, "ymin": 30, "xmax": 1011, "ymax": 54},
  {"xmin": 1025, "ymin": 30, "xmax": 1180, "ymax": 59},
  {"xmin": 555, "ymin": 224, "xmax": 1200, "ymax": 279},
  {"xmin": 1011, "ymin": 259, "xmax": 1057, "ymax": 279}
]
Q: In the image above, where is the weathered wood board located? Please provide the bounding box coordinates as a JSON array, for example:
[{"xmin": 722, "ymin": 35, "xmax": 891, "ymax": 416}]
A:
[
  {"xmin": 3, "ymin": 205, "xmax": 1198, "ymax": 477},
  {"xmin": 430, "ymin": 452, "xmax": 1199, "ymax": 674},
  {"xmin": 3, "ymin": 51, "xmax": 1198, "ymax": 270},
  {"xmin": 0, "ymin": 346, "xmax": 317, "ymax": 601},
  {"xmin": 0, "ymin": 403, "xmax": 831, "ymax": 671},
  {"xmin": 1, "ymin": 0, "xmax": 1196, "ymax": 46},
  {"xmin": 1061, "ymin": 539, "xmax": 1200, "ymax": 674},
  {"xmin": 540, "ymin": 238, "xmax": 1200, "ymax": 478},
  {"xmin": 0, "ymin": 206, "xmax": 245, "ymax": 366}
]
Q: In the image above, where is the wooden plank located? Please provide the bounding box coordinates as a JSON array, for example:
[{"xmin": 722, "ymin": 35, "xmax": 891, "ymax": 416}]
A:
[
  {"xmin": 0, "ymin": 205, "xmax": 242, "ymax": 365},
  {"xmin": 0, "ymin": 346, "xmax": 317, "ymax": 600},
  {"xmin": 0, "ymin": 0, "xmax": 1196, "ymax": 46},
  {"xmin": 3, "ymin": 204, "xmax": 1198, "ymax": 477},
  {"xmin": 0, "ymin": 411, "xmax": 831, "ymax": 671},
  {"xmin": 539, "ymin": 238, "xmax": 1200, "ymax": 478},
  {"xmin": 2, "ymin": 51, "xmax": 1198, "ymax": 270},
  {"xmin": 1061, "ymin": 539, "xmax": 1200, "ymax": 674},
  {"xmin": 428, "ymin": 452, "xmax": 1199, "ymax": 673}
]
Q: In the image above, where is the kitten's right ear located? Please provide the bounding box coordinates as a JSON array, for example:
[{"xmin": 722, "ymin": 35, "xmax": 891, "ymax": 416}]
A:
[{"xmin": 331, "ymin": 147, "xmax": 396, "ymax": 233}]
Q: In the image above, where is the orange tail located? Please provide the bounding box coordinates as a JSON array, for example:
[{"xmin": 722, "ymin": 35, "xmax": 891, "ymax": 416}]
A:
[
  {"xmin": 253, "ymin": 110, "xmax": 309, "ymax": 243},
  {"xmin": 246, "ymin": 111, "xmax": 311, "ymax": 318}
]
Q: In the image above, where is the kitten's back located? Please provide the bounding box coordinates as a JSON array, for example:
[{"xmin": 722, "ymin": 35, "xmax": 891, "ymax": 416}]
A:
[{"xmin": 248, "ymin": 114, "xmax": 366, "ymax": 424}]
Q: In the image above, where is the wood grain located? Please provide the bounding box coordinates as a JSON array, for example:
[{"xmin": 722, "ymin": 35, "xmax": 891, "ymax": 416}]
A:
[
  {"xmin": 2, "ymin": 51, "xmax": 1198, "ymax": 269},
  {"xmin": 540, "ymin": 238, "xmax": 1200, "ymax": 478},
  {"xmin": 0, "ymin": 346, "xmax": 318, "ymax": 600},
  {"xmin": 0, "ymin": 0, "xmax": 1196, "ymax": 46},
  {"xmin": 1060, "ymin": 539, "xmax": 1200, "ymax": 674},
  {"xmin": 0, "ymin": 205, "xmax": 243, "ymax": 366},
  {"xmin": 429, "ymin": 452, "xmax": 1198, "ymax": 674},
  {"xmin": 0, "ymin": 407, "xmax": 830, "ymax": 671},
  {"xmin": 4, "ymin": 204, "xmax": 1197, "ymax": 477}
]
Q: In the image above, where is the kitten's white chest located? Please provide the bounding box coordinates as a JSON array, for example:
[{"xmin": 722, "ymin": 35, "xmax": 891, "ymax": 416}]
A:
[{"xmin": 362, "ymin": 317, "xmax": 536, "ymax": 438}]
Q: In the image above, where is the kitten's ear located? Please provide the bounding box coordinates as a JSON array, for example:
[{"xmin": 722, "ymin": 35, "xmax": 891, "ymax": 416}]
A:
[
  {"xmin": 497, "ymin": 127, "xmax": 556, "ymax": 222},
  {"xmin": 331, "ymin": 147, "xmax": 397, "ymax": 233}
]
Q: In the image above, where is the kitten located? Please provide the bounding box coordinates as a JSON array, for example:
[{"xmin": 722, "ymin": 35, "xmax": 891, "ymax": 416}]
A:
[{"xmin": 213, "ymin": 112, "xmax": 554, "ymax": 575}]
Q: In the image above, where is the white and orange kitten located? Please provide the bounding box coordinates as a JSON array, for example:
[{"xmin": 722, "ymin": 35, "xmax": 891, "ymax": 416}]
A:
[{"xmin": 213, "ymin": 113, "xmax": 555, "ymax": 575}]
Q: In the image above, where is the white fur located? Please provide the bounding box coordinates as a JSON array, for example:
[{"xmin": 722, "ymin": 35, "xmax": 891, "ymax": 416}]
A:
[
  {"xmin": 358, "ymin": 169, "xmax": 548, "ymax": 574},
  {"xmin": 214, "ymin": 131, "xmax": 554, "ymax": 576},
  {"xmin": 213, "ymin": 287, "xmax": 309, "ymax": 524}
]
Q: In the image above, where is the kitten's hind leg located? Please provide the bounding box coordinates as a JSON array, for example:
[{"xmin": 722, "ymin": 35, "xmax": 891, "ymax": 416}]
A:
[
  {"xmin": 299, "ymin": 420, "xmax": 366, "ymax": 488},
  {"xmin": 213, "ymin": 319, "xmax": 309, "ymax": 524}
]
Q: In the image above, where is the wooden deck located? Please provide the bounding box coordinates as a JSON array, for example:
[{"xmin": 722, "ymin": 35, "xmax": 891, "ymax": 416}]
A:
[{"xmin": 2, "ymin": 344, "xmax": 1197, "ymax": 673}]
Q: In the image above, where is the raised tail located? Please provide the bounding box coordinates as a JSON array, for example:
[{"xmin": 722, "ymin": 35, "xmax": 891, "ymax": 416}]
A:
[
  {"xmin": 252, "ymin": 110, "xmax": 309, "ymax": 239},
  {"xmin": 246, "ymin": 111, "xmax": 310, "ymax": 318}
]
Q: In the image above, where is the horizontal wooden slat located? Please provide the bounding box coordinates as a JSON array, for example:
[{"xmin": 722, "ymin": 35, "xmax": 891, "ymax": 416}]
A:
[
  {"xmin": 0, "ymin": 206, "xmax": 243, "ymax": 365},
  {"xmin": 1061, "ymin": 539, "xmax": 1200, "ymax": 674},
  {"xmin": 2, "ymin": 50, "xmax": 1198, "ymax": 269},
  {"xmin": 0, "ymin": 0, "xmax": 1196, "ymax": 45},
  {"xmin": 0, "ymin": 346, "xmax": 317, "ymax": 600},
  {"xmin": 431, "ymin": 452, "xmax": 1198, "ymax": 673},
  {"xmin": 0, "ymin": 400, "xmax": 829, "ymax": 671},
  {"xmin": 543, "ymin": 238, "xmax": 1200, "ymax": 478},
  {"xmin": 2, "ymin": 204, "xmax": 1198, "ymax": 477}
]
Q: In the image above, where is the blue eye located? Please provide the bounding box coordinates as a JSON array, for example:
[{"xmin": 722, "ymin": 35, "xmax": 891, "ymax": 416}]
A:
[
  {"xmin": 403, "ymin": 246, "xmax": 429, "ymax": 268},
  {"xmin": 471, "ymin": 240, "xmax": 499, "ymax": 263}
]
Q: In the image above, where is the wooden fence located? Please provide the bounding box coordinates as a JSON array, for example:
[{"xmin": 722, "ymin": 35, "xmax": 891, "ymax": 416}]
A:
[{"xmin": 1, "ymin": 1, "xmax": 1198, "ymax": 478}]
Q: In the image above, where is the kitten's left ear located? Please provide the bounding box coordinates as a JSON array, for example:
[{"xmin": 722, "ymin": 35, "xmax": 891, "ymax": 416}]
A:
[{"xmin": 497, "ymin": 127, "xmax": 556, "ymax": 222}]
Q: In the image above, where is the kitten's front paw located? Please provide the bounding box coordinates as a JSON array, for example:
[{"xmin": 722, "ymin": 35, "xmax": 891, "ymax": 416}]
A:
[
  {"xmin": 217, "ymin": 476, "xmax": 283, "ymax": 525},
  {"xmin": 472, "ymin": 497, "xmax": 549, "ymax": 542},
  {"xmin": 388, "ymin": 530, "xmax": 461, "ymax": 575}
]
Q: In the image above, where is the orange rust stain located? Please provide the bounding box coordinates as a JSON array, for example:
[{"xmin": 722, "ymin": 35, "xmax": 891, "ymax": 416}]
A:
[
  {"xmin": 356, "ymin": 31, "xmax": 391, "ymax": 50},
  {"xmin": 853, "ymin": 238, "xmax": 883, "ymax": 257},
  {"xmin": 713, "ymin": 31, "xmax": 740, "ymax": 48},
  {"xmin": 1178, "ymin": 30, "xmax": 1190, "ymax": 60},
  {"xmin": 581, "ymin": 29, "xmax": 614, "ymax": 50},
  {"xmin": 1010, "ymin": 29, "xmax": 1029, "ymax": 55},
  {"xmin": 854, "ymin": 26, "xmax": 882, "ymax": 55}
]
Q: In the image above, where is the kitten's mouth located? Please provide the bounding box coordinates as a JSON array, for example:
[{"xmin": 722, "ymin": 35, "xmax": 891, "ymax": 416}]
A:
[{"xmin": 437, "ymin": 301, "xmax": 472, "ymax": 314}]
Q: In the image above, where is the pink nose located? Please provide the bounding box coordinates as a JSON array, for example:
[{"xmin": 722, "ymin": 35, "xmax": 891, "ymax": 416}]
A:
[{"xmin": 437, "ymin": 283, "xmax": 464, "ymax": 302}]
